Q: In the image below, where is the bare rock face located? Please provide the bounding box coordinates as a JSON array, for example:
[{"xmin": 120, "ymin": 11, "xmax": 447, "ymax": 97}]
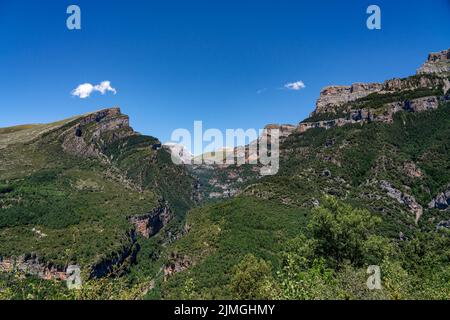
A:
[
  {"xmin": 384, "ymin": 76, "xmax": 446, "ymax": 92},
  {"xmin": 129, "ymin": 201, "xmax": 172, "ymax": 238},
  {"xmin": 404, "ymin": 96, "xmax": 441, "ymax": 112},
  {"xmin": 61, "ymin": 107, "xmax": 134, "ymax": 159},
  {"xmin": 417, "ymin": 48, "xmax": 450, "ymax": 74},
  {"xmin": 298, "ymin": 95, "xmax": 448, "ymax": 134},
  {"xmin": 380, "ymin": 180, "xmax": 423, "ymax": 224},
  {"xmin": 311, "ymin": 49, "xmax": 449, "ymax": 118},
  {"xmin": 260, "ymin": 124, "xmax": 297, "ymax": 144},
  {"xmin": 315, "ymin": 83, "xmax": 383, "ymax": 114},
  {"xmin": 313, "ymin": 76, "xmax": 447, "ymax": 117},
  {"xmin": 428, "ymin": 185, "xmax": 450, "ymax": 210},
  {"xmin": 0, "ymin": 255, "xmax": 68, "ymax": 281}
]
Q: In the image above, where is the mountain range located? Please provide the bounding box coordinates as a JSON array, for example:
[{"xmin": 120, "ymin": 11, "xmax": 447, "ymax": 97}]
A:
[{"xmin": 0, "ymin": 48, "xmax": 449, "ymax": 300}]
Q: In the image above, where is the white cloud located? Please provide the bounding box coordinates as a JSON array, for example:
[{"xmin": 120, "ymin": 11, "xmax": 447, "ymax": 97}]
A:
[
  {"xmin": 72, "ymin": 83, "xmax": 95, "ymax": 99},
  {"xmin": 94, "ymin": 81, "xmax": 117, "ymax": 95},
  {"xmin": 257, "ymin": 88, "xmax": 267, "ymax": 94},
  {"xmin": 72, "ymin": 81, "xmax": 117, "ymax": 98},
  {"xmin": 284, "ymin": 80, "xmax": 305, "ymax": 91}
]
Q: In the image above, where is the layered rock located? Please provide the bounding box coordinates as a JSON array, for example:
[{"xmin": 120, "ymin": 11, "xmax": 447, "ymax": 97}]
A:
[
  {"xmin": 61, "ymin": 107, "xmax": 135, "ymax": 159},
  {"xmin": 315, "ymin": 83, "xmax": 383, "ymax": 114},
  {"xmin": 312, "ymin": 76, "xmax": 447, "ymax": 117},
  {"xmin": 417, "ymin": 48, "xmax": 450, "ymax": 74},
  {"xmin": 263, "ymin": 124, "xmax": 297, "ymax": 142},
  {"xmin": 298, "ymin": 95, "xmax": 446, "ymax": 134},
  {"xmin": 311, "ymin": 48, "xmax": 449, "ymax": 118}
]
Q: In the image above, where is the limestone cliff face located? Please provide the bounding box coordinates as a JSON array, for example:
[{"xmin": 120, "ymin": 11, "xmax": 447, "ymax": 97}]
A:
[
  {"xmin": 296, "ymin": 48, "xmax": 450, "ymax": 135},
  {"xmin": 129, "ymin": 201, "xmax": 172, "ymax": 238},
  {"xmin": 298, "ymin": 95, "xmax": 447, "ymax": 133},
  {"xmin": 417, "ymin": 48, "xmax": 450, "ymax": 74},
  {"xmin": 263, "ymin": 124, "xmax": 297, "ymax": 140},
  {"xmin": 312, "ymin": 49, "xmax": 449, "ymax": 117},
  {"xmin": 61, "ymin": 107, "xmax": 135, "ymax": 159},
  {"xmin": 0, "ymin": 230, "xmax": 143, "ymax": 280},
  {"xmin": 0, "ymin": 255, "xmax": 68, "ymax": 281},
  {"xmin": 315, "ymin": 83, "xmax": 383, "ymax": 114},
  {"xmin": 312, "ymin": 76, "xmax": 448, "ymax": 117}
]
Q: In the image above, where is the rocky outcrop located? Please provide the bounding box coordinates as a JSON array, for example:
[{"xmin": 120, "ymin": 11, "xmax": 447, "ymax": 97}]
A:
[
  {"xmin": 61, "ymin": 107, "xmax": 134, "ymax": 159},
  {"xmin": 62, "ymin": 130, "xmax": 100, "ymax": 158},
  {"xmin": 163, "ymin": 253, "xmax": 191, "ymax": 281},
  {"xmin": 384, "ymin": 75, "xmax": 448, "ymax": 92},
  {"xmin": 403, "ymin": 162, "xmax": 423, "ymax": 179},
  {"xmin": 312, "ymin": 76, "xmax": 448, "ymax": 117},
  {"xmin": 404, "ymin": 96, "xmax": 441, "ymax": 112},
  {"xmin": 436, "ymin": 219, "xmax": 450, "ymax": 229},
  {"xmin": 78, "ymin": 107, "xmax": 122, "ymax": 125},
  {"xmin": 0, "ymin": 255, "xmax": 68, "ymax": 281},
  {"xmin": 380, "ymin": 180, "xmax": 423, "ymax": 224},
  {"xmin": 298, "ymin": 95, "xmax": 447, "ymax": 134},
  {"xmin": 263, "ymin": 124, "xmax": 297, "ymax": 142},
  {"xmin": 298, "ymin": 115, "xmax": 367, "ymax": 133},
  {"xmin": 417, "ymin": 48, "xmax": 450, "ymax": 74},
  {"xmin": 311, "ymin": 49, "xmax": 449, "ymax": 117},
  {"xmin": 129, "ymin": 201, "xmax": 172, "ymax": 238},
  {"xmin": 315, "ymin": 83, "xmax": 383, "ymax": 114},
  {"xmin": 428, "ymin": 185, "xmax": 450, "ymax": 210}
]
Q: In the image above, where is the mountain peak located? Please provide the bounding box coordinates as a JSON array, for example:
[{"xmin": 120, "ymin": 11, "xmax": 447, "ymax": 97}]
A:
[{"xmin": 60, "ymin": 106, "xmax": 135, "ymax": 158}]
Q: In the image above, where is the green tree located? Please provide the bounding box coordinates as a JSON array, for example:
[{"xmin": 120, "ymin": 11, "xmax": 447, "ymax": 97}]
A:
[
  {"xmin": 308, "ymin": 196, "xmax": 385, "ymax": 268},
  {"xmin": 229, "ymin": 254, "xmax": 275, "ymax": 300}
]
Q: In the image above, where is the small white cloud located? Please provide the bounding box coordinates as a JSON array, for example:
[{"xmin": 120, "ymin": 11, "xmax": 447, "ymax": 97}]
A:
[
  {"xmin": 257, "ymin": 88, "xmax": 267, "ymax": 94},
  {"xmin": 72, "ymin": 83, "xmax": 95, "ymax": 99},
  {"xmin": 94, "ymin": 81, "xmax": 117, "ymax": 95},
  {"xmin": 284, "ymin": 80, "xmax": 306, "ymax": 91},
  {"xmin": 72, "ymin": 81, "xmax": 117, "ymax": 98}
]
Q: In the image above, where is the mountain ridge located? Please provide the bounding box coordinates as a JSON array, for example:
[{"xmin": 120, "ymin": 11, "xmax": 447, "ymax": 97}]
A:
[{"xmin": 1, "ymin": 48, "xmax": 450, "ymax": 300}]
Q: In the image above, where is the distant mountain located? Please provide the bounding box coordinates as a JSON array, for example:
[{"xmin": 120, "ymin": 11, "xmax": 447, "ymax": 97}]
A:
[{"xmin": 163, "ymin": 142, "xmax": 194, "ymax": 164}]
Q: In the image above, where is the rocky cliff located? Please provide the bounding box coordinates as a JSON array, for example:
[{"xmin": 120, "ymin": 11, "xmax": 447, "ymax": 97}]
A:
[
  {"xmin": 298, "ymin": 48, "xmax": 450, "ymax": 134},
  {"xmin": 129, "ymin": 201, "xmax": 172, "ymax": 238},
  {"xmin": 417, "ymin": 48, "xmax": 450, "ymax": 74},
  {"xmin": 298, "ymin": 95, "xmax": 448, "ymax": 133},
  {"xmin": 428, "ymin": 184, "xmax": 450, "ymax": 210},
  {"xmin": 0, "ymin": 255, "xmax": 68, "ymax": 281},
  {"xmin": 60, "ymin": 107, "xmax": 135, "ymax": 159},
  {"xmin": 315, "ymin": 83, "xmax": 384, "ymax": 115},
  {"xmin": 0, "ymin": 106, "xmax": 196, "ymax": 285}
]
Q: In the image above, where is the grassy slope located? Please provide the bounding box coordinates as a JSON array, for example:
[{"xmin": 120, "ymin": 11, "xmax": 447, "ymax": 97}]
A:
[{"xmin": 0, "ymin": 111, "xmax": 193, "ymax": 273}]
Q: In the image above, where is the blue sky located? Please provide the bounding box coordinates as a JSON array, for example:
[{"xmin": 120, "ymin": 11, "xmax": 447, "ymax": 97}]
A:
[{"xmin": 0, "ymin": 0, "xmax": 449, "ymax": 151}]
